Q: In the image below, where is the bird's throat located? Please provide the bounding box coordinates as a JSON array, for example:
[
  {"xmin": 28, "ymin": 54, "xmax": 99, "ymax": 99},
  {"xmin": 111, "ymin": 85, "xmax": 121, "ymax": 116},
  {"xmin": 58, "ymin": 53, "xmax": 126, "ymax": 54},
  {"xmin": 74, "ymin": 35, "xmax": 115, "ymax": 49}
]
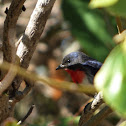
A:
[{"xmin": 65, "ymin": 69, "xmax": 85, "ymax": 84}]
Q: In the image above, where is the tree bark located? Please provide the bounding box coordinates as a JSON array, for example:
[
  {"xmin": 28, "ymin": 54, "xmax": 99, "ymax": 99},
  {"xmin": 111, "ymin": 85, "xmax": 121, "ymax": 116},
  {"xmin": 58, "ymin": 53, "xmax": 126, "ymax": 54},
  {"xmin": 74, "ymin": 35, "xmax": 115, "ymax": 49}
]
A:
[{"xmin": 1, "ymin": 0, "xmax": 56, "ymax": 123}]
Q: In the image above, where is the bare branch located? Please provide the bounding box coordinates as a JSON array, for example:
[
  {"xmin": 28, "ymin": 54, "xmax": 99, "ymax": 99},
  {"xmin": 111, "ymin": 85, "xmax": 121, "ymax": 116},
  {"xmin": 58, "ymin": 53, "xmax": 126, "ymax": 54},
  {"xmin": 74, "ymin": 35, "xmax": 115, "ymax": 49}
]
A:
[
  {"xmin": 13, "ymin": 79, "xmax": 34, "ymax": 103},
  {"xmin": 17, "ymin": 0, "xmax": 56, "ymax": 68},
  {"xmin": 13, "ymin": 0, "xmax": 56, "ymax": 91},
  {"xmin": 17, "ymin": 104, "xmax": 35, "ymax": 125},
  {"xmin": 0, "ymin": 0, "xmax": 26, "ymax": 95},
  {"xmin": 83, "ymin": 106, "xmax": 112, "ymax": 126},
  {"xmin": 3, "ymin": 0, "xmax": 26, "ymax": 62},
  {"xmin": 79, "ymin": 92, "xmax": 103, "ymax": 126},
  {"xmin": 79, "ymin": 92, "xmax": 113, "ymax": 126}
]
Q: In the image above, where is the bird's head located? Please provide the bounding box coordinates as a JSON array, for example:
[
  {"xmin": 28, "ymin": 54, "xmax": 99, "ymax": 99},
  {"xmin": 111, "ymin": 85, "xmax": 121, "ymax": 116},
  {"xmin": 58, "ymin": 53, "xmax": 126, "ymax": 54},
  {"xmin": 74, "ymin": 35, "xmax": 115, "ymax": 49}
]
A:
[
  {"xmin": 56, "ymin": 51, "xmax": 102, "ymax": 84},
  {"xmin": 56, "ymin": 52, "xmax": 89, "ymax": 71},
  {"xmin": 56, "ymin": 52, "xmax": 89, "ymax": 84}
]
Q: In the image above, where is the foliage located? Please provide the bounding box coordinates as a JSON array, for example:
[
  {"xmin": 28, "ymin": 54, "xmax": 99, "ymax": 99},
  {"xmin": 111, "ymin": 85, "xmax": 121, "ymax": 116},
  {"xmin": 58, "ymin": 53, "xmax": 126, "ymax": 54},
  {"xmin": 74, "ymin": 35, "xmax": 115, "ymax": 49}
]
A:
[
  {"xmin": 89, "ymin": 0, "xmax": 118, "ymax": 8},
  {"xmin": 90, "ymin": 0, "xmax": 126, "ymax": 17},
  {"xmin": 4, "ymin": 121, "xmax": 19, "ymax": 126},
  {"xmin": 90, "ymin": 0, "xmax": 126, "ymax": 118},
  {"xmin": 62, "ymin": 0, "xmax": 126, "ymax": 119},
  {"xmin": 95, "ymin": 41, "xmax": 126, "ymax": 117},
  {"xmin": 27, "ymin": 116, "xmax": 79, "ymax": 126},
  {"xmin": 62, "ymin": 0, "xmax": 116, "ymax": 62},
  {"xmin": 1, "ymin": 0, "xmax": 126, "ymax": 125}
]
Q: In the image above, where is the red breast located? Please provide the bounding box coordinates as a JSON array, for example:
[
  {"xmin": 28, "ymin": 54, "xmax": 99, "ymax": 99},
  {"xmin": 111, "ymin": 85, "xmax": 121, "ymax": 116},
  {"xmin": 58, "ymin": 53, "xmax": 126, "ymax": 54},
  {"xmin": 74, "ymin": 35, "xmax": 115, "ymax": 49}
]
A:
[{"xmin": 65, "ymin": 69, "xmax": 86, "ymax": 84}]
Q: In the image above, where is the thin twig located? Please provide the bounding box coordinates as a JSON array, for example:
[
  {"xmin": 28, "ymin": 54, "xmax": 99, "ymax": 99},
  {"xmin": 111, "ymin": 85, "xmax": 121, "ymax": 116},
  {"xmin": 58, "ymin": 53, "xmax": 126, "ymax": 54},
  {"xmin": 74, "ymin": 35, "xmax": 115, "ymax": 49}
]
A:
[
  {"xmin": 17, "ymin": 104, "xmax": 35, "ymax": 125},
  {"xmin": 12, "ymin": 79, "xmax": 34, "ymax": 103},
  {"xmin": 116, "ymin": 16, "xmax": 123, "ymax": 34},
  {"xmin": 0, "ymin": 61, "xmax": 96, "ymax": 95}
]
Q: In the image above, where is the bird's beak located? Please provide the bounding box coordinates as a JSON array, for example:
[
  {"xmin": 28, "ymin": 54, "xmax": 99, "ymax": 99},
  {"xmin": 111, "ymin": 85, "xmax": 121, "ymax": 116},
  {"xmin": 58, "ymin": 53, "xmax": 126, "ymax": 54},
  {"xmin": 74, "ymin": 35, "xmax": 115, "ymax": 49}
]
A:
[{"xmin": 56, "ymin": 64, "xmax": 66, "ymax": 70}]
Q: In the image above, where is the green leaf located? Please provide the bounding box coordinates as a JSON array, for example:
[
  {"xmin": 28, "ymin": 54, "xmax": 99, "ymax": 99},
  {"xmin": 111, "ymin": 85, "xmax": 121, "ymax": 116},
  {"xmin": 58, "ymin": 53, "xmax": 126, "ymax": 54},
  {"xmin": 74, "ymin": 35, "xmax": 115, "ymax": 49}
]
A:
[
  {"xmin": 106, "ymin": 0, "xmax": 126, "ymax": 18},
  {"xmin": 6, "ymin": 122, "xmax": 19, "ymax": 126},
  {"xmin": 94, "ymin": 41, "xmax": 126, "ymax": 117},
  {"xmin": 58, "ymin": 116, "xmax": 79, "ymax": 126},
  {"xmin": 62, "ymin": 0, "xmax": 116, "ymax": 62},
  {"xmin": 90, "ymin": 0, "xmax": 126, "ymax": 18},
  {"xmin": 89, "ymin": 0, "xmax": 118, "ymax": 8}
]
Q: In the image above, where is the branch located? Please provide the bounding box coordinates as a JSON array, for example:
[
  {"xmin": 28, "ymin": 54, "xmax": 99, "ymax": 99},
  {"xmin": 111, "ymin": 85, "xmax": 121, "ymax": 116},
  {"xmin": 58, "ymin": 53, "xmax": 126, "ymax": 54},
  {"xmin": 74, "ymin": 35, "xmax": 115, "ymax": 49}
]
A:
[
  {"xmin": 0, "ymin": 61, "xmax": 96, "ymax": 95},
  {"xmin": 0, "ymin": 64, "xmax": 17, "ymax": 95},
  {"xmin": 13, "ymin": 0, "xmax": 56, "ymax": 91},
  {"xmin": 3, "ymin": 0, "xmax": 26, "ymax": 62},
  {"xmin": 17, "ymin": 0, "xmax": 56, "ymax": 68},
  {"xmin": 79, "ymin": 92, "xmax": 103, "ymax": 126},
  {"xmin": 0, "ymin": 0, "xmax": 26, "ymax": 94},
  {"xmin": 12, "ymin": 79, "xmax": 34, "ymax": 104},
  {"xmin": 83, "ymin": 106, "xmax": 112, "ymax": 126},
  {"xmin": 17, "ymin": 104, "xmax": 35, "ymax": 125},
  {"xmin": 79, "ymin": 92, "xmax": 113, "ymax": 126}
]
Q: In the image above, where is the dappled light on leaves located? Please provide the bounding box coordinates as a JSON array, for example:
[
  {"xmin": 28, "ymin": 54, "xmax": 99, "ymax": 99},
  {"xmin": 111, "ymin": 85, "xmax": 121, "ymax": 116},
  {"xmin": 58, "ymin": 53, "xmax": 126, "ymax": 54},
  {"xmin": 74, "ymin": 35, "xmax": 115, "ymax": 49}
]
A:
[
  {"xmin": 90, "ymin": 0, "xmax": 126, "ymax": 18},
  {"xmin": 94, "ymin": 41, "xmax": 126, "ymax": 117},
  {"xmin": 89, "ymin": 0, "xmax": 118, "ymax": 8},
  {"xmin": 62, "ymin": 0, "xmax": 115, "ymax": 62}
]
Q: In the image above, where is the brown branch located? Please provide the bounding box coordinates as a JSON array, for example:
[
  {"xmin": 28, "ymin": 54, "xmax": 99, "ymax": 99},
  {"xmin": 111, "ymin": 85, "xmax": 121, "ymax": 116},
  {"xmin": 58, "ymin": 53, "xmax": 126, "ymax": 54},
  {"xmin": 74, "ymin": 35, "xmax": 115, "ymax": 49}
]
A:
[
  {"xmin": 79, "ymin": 92, "xmax": 103, "ymax": 126},
  {"xmin": 83, "ymin": 106, "xmax": 112, "ymax": 126},
  {"xmin": 17, "ymin": 104, "xmax": 35, "ymax": 125},
  {"xmin": 17, "ymin": 0, "xmax": 56, "ymax": 68},
  {"xmin": 13, "ymin": 0, "xmax": 56, "ymax": 91},
  {"xmin": 79, "ymin": 92, "xmax": 113, "ymax": 126},
  {"xmin": 12, "ymin": 79, "xmax": 34, "ymax": 104},
  {"xmin": 0, "ymin": 0, "xmax": 26, "ymax": 95},
  {"xmin": 0, "ymin": 64, "xmax": 17, "ymax": 95},
  {"xmin": 3, "ymin": 0, "xmax": 26, "ymax": 62}
]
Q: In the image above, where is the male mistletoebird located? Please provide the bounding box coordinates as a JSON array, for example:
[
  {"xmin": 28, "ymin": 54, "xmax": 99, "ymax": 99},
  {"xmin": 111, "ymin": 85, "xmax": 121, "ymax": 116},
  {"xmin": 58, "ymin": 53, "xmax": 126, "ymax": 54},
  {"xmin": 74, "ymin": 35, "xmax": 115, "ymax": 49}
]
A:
[{"xmin": 56, "ymin": 52, "xmax": 102, "ymax": 84}]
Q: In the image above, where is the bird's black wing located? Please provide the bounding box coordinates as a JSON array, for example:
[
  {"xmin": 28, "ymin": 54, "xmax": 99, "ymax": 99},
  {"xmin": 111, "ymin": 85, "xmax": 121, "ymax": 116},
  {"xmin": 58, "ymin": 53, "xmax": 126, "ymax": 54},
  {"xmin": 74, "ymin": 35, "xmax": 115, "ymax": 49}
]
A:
[
  {"xmin": 82, "ymin": 60, "xmax": 102, "ymax": 70},
  {"xmin": 81, "ymin": 60, "xmax": 102, "ymax": 83},
  {"xmin": 81, "ymin": 60, "xmax": 102, "ymax": 75}
]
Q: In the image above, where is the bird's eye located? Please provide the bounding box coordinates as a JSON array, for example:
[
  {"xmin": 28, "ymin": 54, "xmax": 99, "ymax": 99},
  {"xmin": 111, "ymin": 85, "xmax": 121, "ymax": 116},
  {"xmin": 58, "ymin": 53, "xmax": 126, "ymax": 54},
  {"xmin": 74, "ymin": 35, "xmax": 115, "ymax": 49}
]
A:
[
  {"xmin": 64, "ymin": 59, "xmax": 70, "ymax": 64},
  {"xmin": 67, "ymin": 60, "xmax": 70, "ymax": 63}
]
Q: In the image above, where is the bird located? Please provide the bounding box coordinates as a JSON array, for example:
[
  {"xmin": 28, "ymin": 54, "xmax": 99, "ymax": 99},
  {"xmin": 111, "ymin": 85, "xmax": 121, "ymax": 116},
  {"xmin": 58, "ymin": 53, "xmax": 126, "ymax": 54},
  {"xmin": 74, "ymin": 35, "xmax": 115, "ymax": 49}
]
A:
[{"xmin": 56, "ymin": 52, "xmax": 102, "ymax": 84}]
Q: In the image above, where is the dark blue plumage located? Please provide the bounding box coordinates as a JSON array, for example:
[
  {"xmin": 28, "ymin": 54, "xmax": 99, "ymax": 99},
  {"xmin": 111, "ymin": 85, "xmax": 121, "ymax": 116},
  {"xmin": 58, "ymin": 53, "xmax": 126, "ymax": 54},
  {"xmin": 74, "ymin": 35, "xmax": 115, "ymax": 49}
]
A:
[{"xmin": 56, "ymin": 52, "xmax": 102, "ymax": 84}]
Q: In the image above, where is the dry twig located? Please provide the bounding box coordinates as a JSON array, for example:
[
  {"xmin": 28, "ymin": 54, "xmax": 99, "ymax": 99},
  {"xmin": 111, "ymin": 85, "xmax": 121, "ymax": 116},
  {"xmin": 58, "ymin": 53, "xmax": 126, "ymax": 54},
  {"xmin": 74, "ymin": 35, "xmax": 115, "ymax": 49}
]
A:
[
  {"xmin": 17, "ymin": 104, "xmax": 35, "ymax": 125},
  {"xmin": 12, "ymin": 79, "xmax": 34, "ymax": 104}
]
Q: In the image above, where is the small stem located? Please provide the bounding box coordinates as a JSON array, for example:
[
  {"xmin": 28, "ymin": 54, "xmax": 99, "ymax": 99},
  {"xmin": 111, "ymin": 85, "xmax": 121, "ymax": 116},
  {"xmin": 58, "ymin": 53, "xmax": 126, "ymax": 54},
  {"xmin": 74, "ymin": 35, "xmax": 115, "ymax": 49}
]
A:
[
  {"xmin": 17, "ymin": 104, "xmax": 35, "ymax": 125},
  {"xmin": 116, "ymin": 16, "xmax": 123, "ymax": 34}
]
